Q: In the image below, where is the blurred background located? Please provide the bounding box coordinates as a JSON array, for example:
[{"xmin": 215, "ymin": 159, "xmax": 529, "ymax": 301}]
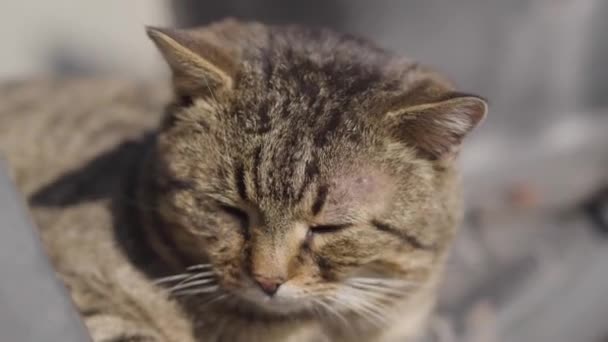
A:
[{"xmin": 1, "ymin": 1, "xmax": 607, "ymax": 341}]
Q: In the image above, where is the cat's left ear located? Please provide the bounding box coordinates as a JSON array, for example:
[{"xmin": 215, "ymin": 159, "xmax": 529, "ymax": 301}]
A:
[
  {"xmin": 386, "ymin": 93, "xmax": 488, "ymax": 160},
  {"xmin": 147, "ymin": 27, "xmax": 236, "ymax": 98}
]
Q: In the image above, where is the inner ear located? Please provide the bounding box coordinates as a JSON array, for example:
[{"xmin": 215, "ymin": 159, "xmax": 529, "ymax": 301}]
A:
[
  {"xmin": 147, "ymin": 26, "xmax": 236, "ymax": 98},
  {"xmin": 386, "ymin": 92, "xmax": 487, "ymax": 160}
]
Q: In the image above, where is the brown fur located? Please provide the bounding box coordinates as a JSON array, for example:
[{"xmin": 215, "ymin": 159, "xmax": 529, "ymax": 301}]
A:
[{"xmin": 0, "ymin": 19, "xmax": 486, "ymax": 342}]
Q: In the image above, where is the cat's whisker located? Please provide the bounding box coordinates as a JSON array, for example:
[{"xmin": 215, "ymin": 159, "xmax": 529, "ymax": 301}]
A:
[
  {"xmin": 153, "ymin": 273, "xmax": 192, "ymax": 285},
  {"xmin": 153, "ymin": 266, "xmax": 215, "ymax": 286},
  {"xmin": 327, "ymin": 294, "xmax": 366, "ymax": 324},
  {"xmin": 349, "ymin": 301, "xmax": 387, "ymax": 327},
  {"xmin": 309, "ymin": 304, "xmax": 323, "ymax": 323},
  {"xmin": 199, "ymin": 293, "xmax": 229, "ymax": 309},
  {"xmin": 347, "ymin": 277, "xmax": 417, "ymax": 287},
  {"xmin": 312, "ymin": 299, "xmax": 332, "ymax": 318},
  {"xmin": 346, "ymin": 289, "xmax": 400, "ymax": 324},
  {"xmin": 348, "ymin": 285, "xmax": 410, "ymax": 298},
  {"xmin": 169, "ymin": 278, "xmax": 217, "ymax": 292},
  {"xmin": 345, "ymin": 285, "xmax": 402, "ymax": 301},
  {"xmin": 333, "ymin": 292, "xmax": 387, "ymax": 328},
  {"xmin": 161, "ymin": 266, "xmax": 215, "ymax": 287},
  {"xmin": 336, "ymin": 300, "xmax": 382, "ymax": 329},
  {"xmin": 346, "ymin": 281, "xmax": 417, "ymax": 296},
  {"xmin": 321, "ymin": 297, "xmax": 349, "ymax": 321},
  {"xmin": 315, "ymin": 298, "xmax": 349, "ymax": 326},
  {"xmin": 359, "ymin": 301, "xmax": 391, "ymax": 326},
  {"xmin": 172, "ymin": 285, "xmax": 220, "ymax": 297},
  {"xmin": 348, "ymin": 283, "xmax": 410, "ymax": 296},
  {"xmin": 172, "ymin": 271, "xmax": 216, "ymax": 286},
  {"xmin": 187, "ymin": 264, "xmax": 213, "ymax": 271}
]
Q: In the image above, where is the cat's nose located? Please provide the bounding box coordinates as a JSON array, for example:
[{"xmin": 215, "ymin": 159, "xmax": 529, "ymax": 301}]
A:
[{"xmin": 253, "ymin": 275, "xmax": 284, "ymax": 296}]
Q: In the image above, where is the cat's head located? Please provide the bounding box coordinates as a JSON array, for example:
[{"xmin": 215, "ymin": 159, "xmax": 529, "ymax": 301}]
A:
[{"xmin": 145, "ymin": 20, "xmax": 486, "ymax": 319}]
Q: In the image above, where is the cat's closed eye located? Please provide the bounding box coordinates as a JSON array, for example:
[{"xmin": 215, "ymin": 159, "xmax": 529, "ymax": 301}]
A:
[
  {"xmin": 218, "ymin": 204, "xmax": 249, "ymax": 230},
  {"xmin": 309, "ymin": 223, "xmax": 352, "ymax": 234}
]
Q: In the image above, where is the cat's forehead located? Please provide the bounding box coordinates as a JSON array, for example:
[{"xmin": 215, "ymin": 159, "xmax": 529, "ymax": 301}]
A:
[
  {"xmin": 250, "ymin": 146, "xmax": 395, "ymax": 219},
  {"xmin": 230, "ymin": 42, "xmax": 402, "ymax": 140},
  {"xmin": 321, "ymin": 165, "xmax": 395, "ymax": 217}
]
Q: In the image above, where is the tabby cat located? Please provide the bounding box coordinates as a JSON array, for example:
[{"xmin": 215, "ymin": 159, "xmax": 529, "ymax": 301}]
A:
[{"xmin": 0, "ymin": 19, "xmax": 486, "ymax": 342}]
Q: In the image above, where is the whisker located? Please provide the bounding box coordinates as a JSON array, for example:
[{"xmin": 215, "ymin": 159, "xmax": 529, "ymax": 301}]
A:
[
  {"xmin": 153, "ymin": 265, "xmax": 215, "ymax": 286},
  {"xmin": 187, "ymin": 264, "xmax": 213, "ymax": 271},
  {"xmin": 309, "ymin": 304, "xmax": 324, "ymax": 323},
  {"xmin": 347, "ymin": 282, "xmax": 416, "ymax": 296},
  {"xmin": 345, "ymin": 286, "xmax": 402, "ymax": 301},
  {"xmin": 153, "ymin": 273, "xmax": 191, "ymax": 285},
  {"xmin": 340, "ymin": 302, "xmax": 380, "ymax": 328},
  {"xmin": 347, "ymin": 299, "xmax": 386, "ymax": 327},
  {"xmin": 316, "ymin": 298, "xmax": 349, "ymax": 326},
  {"xmin": 172, "ymin": 285, "xmax": 219, "ymax": 297},
  {"xmin": 172, "ymin": 271, "xmax": 216, "ymax": 287},
  {"xmin": 347, "ymin": 277, "xmax": 417, "ymax": 286},
  {"xmin": 185, "ymin": 270, "xmax": 216, "ymax": 279},
  {"xmin": 348, "ymin": 284, "xmax": 408, "ymax": 296},
  {"xmin": 333, "ymin": 292, "xmax": 386, "ymax": 327},
  {"xmin": 199, "ymin": 293, "xmax": 229, "ymax": 309},
  {"xmin": 170, "ymin": 278, "xmax": 217, "ymax": 292}
]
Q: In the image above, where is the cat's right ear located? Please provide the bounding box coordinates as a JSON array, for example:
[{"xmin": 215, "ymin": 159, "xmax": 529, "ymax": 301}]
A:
[{"xmin": 146, "ymin": 27, "xmax": 236, "ymax": 98}]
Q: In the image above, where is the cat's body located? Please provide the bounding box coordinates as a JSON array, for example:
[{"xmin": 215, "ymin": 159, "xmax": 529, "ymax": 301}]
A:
[
  {"xmin": 0, "ymin": 79, "xmax": 197, "ymax": 341},
  {"xmin": 0, "ymin": 20, "xmax": 486, "ymax": 342}
]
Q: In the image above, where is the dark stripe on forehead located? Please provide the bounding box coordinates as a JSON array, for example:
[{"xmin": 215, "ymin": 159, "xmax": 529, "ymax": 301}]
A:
[
  {"xmin": 371, "ymin": 220, "xmax": 431, "ymax": 250},
  {"xmin": 234, "ymin": 163, "xmax": 248, "ymax": 200},
  {"xmin": 296, "ymin": 159, "xmax": 319, "ymax": 202},
  {"xmin": 313, "ymin": 107, "xmax": 342, "ymax": 147},
  {"xmin": 311, "ymin": 184, "xmax": 329, "ymax": 216},
  {"xmin": 252, "ymin": 146, "xmax": 263, "ymax": 197},
  {"xmin": 279, "ymin": 131, "xmax": 301, "ymax": 200}
]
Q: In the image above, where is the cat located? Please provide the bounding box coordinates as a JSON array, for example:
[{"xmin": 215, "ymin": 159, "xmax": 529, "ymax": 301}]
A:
[{"xmin": 0, "ymin": 19, "xmax": 486, "ymax": 342}]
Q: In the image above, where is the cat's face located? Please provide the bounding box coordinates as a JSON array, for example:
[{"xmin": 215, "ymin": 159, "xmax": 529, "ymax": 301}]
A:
[
  {"xmin": 146, "ymin": 21, "xmax": 486, "ymax": 318},
  {"xmin": 154, "ymin": 109, "xmax": 441, "ymax": 315}
]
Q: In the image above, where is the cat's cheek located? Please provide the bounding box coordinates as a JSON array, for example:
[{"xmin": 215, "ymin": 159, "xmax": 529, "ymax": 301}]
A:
[
  {"xmin": 197, "ymin": 225, "xmax": 249, "ymax": 287},
  {"xmin": 203, "ymin": 229, "xmax": 245, "ymax": 260}
]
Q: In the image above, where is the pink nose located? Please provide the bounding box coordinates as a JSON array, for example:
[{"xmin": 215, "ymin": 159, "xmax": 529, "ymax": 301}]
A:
[{"xmin": 253, "ymin": 276, "xmax": 284, "ymax": 296}]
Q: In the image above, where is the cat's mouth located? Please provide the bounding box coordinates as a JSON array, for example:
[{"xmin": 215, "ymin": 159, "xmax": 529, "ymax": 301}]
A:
[
  {"xmin": 155, "ymin": 265, "xmax": 316, "ymax": 315},
  {"xmin": 232, "ymin": 280, "xmax": 315, "ymax": 315}
]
